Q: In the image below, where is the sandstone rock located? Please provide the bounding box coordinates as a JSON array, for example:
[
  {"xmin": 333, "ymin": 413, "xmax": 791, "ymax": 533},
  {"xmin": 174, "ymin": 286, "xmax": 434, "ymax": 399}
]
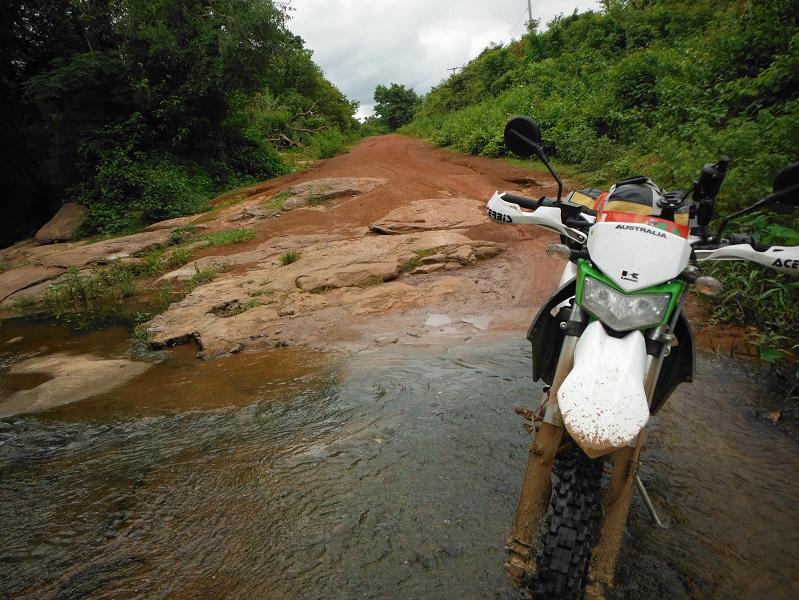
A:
[
  {"xmin": 370, "ymin": 198, "xmax": 488, "ymax": 233},
  {"xmin": 0, "ymin": 353, "xmax": 151, "ymax": 418},
  {"xmin": 0, "ymin": 266, "xmax": 65, "ymax": 303},
  {"xmin": 35, "ymin": 203, "xmax": 87, "ymax": 243},
  {"xmin": 419, "ymin": 253, "xmax": 446, "ymax": 265},
  {"xmin": 221, "ymin": 178, "xmax": 387, "ymax": 224},
  {"xmin": 143, "ymin": 230, "xmax": 497, "ymax": 356},
  {"xmin": 295, "ymin": 261, "xmax": 399, "ymax": 292},
  {"xmin": 40, "ymin": 229, "xmax": 173, "ymax": 268},
  {"xmin": 144, "ymin": 215, "xmax": 204, "ymax": 231},
  {"xmin": 279, "ymin": 177, "xmax": 387, "ymax": 211},
  {"xmin": 413, "ymin": 263, "xmax": 445, "ymax": 274}
]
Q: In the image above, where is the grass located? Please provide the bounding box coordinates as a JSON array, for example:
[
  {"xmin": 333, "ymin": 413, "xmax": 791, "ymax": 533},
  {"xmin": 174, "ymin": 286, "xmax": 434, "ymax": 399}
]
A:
[
  {"xmin": 202, "ymin": 228, "xmax": 256, "ymax": 247},
  {"xmin": 401, "ymin": 248, "xmax": 437, "ymax": 273},
  {"xmin": 264, "ymin": 190, "xmax": 292, "ymax": 211},
  {"xmin": 10, "ymin": 295, "xmax": 36, "ymax": 312},
  {"xmin": 357, "ymin": 275, "xmax": 385, "ymax": 287},
  {"xmin": 279, "ymin": 249, "xmax": 302, "ymax": 265},
  {"xmin": 188, "ymin": 263, "xmax": 228, "ymax": 289},
  {"xmin": 169, "ymin": 225, "xmax": 199, "ymax": 244}
]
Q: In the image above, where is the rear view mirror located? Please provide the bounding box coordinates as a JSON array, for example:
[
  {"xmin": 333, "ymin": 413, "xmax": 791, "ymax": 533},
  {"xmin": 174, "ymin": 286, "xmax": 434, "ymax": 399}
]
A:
[
  {"xmin": 504, "ymin": 116, "xmax": 543, "ymax": 159},
  {"xmin": 772, "ymin": 162, "xmax": 799, "ymax": 206}
]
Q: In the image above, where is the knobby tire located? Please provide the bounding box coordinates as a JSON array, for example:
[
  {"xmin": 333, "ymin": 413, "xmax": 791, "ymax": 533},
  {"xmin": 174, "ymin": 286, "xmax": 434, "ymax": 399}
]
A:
[{"xmin": 530, "ymin": 448, "xmax": 603, "ymax": 599}]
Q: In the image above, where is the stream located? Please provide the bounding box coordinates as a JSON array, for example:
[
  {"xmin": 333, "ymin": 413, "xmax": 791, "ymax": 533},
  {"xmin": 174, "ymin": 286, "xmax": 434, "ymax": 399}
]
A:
[{"xmin": 1, "ymin": 319, "xmax": 798, "ymax": 599}]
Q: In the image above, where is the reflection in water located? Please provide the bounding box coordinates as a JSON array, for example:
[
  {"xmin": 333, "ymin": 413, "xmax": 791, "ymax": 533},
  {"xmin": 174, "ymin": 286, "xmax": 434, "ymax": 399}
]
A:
[{"xmin": 1, "ymin": 319, "xmax": 798, "ymax": 599}]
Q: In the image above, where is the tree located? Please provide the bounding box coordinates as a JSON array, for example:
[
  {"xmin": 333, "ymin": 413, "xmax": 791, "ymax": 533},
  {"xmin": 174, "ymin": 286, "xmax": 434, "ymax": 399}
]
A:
[{"xmin": 373, "ymin": 83, "xmax": 421, "ymax": 130}]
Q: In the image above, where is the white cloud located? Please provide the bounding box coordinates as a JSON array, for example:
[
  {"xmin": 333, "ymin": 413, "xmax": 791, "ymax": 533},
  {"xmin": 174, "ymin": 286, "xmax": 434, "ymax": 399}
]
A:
[{"xmin": 287, "ymin": 0, "xmax": 602, "ymax": 119}]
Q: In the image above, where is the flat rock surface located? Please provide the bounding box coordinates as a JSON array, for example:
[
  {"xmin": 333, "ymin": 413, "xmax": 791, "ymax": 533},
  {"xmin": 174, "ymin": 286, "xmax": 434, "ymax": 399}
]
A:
[
  {"xmin": 145, "ymin": 229, "xmax": 503, "ymax": 357},
  {"xmin": 221, "ymin": 177, "xmax": 387, "ymax": 224},
  {"xmin": 39, "ymin": 229, "xmax": 174, "ymax": 268},
  {"xmin": 0, "ymin": 266, "xmax": 65, "ymax": 302},
  {"xmin": 369, "ymin": 197, "xmax": 487, "ymax": 232},
  {"xmin": 0, "ymin": 353, "xmax": 151, "ymax": 417},
  {"xmin": 34, "ymin": 203, "xmax": 87, "ymax": 243}
]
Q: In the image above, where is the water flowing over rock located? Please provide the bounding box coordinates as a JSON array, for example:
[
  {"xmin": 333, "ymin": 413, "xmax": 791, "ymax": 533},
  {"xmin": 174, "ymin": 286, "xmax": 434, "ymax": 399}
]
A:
[{"xmin": 0, "ymin": 353, "xmax": 151, "ymax": 418}]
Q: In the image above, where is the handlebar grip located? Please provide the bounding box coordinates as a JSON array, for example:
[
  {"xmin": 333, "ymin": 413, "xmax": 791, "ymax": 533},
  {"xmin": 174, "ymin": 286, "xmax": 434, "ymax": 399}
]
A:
[{"xmin": 501, "ymin": 192, "xmax": 544, "ymax": 211}]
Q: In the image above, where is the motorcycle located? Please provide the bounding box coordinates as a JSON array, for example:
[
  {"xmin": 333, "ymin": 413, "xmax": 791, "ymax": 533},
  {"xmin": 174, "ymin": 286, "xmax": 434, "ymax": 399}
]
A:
[{"xmin": 487, "ymin": 116, "xmax": 799, "ymax": 599}]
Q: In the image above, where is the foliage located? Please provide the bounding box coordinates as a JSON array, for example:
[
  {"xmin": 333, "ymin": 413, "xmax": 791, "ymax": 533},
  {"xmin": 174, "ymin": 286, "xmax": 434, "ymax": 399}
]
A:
[
  {"xmin": 406, "ymin": 0, "xmax": 799, "ymax": 387},
  {"xmin": 1, "ymin": 0, "xmax": 358, "ymax": 243},
  {"xmin": 374, "ymin": 83, "xmax": 422, "ymax": 130},
  {"xmin": 202, "ymin": 228, "xmax": 256, "ymax": 246},
  {"xmin": 279, "ymin": 249, "xmax": 302, "ymax": 265},
  {"xmin": 264, "ymin": 191, "xmax": 291, "ymax": 211}
]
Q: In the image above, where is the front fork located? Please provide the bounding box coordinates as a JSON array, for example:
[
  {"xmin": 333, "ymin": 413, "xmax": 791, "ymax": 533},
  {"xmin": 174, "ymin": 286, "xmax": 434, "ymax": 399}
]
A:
[{"xmin": 506, "ymin": 295, "xmax": 685, "ymax": 593}]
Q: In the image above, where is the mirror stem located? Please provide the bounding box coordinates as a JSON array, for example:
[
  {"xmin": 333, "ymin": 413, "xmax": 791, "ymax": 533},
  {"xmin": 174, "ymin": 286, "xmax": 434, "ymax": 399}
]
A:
[
  {"xmin": 536, "ymin": 149, "xmax": 563, "ymax": 202},
  {"xmin": 714, "ymin": 197, "xmax": 770, "ymax": 242},
  {"xmin": 508, "ymin": 129, "xmax": 563, "ymax": 201}
]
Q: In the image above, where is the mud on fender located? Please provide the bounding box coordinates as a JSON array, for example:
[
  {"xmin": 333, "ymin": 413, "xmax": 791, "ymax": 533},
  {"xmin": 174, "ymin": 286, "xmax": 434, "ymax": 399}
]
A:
[{"xmin": 556, "ymin": 321, "xmax": 649, "ymax": 458}]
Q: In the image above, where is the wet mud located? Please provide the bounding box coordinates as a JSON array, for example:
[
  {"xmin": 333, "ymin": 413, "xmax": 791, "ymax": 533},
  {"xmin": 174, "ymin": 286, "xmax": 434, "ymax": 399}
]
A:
[{"xmin": 1, "ymin": 320, "xmax": 798, "ymax": 599}]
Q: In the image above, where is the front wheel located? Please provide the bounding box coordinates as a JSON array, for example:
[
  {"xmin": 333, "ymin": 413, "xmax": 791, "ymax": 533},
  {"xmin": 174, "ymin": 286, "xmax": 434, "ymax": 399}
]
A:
[{"xmin": 530, "ymin": 448, "xmax": 603, "ymax": 599}]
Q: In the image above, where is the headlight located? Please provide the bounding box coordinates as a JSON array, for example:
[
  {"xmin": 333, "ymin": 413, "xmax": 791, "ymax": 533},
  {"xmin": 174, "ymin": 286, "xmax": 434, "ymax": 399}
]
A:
[{"xmin": 581, "ymin": 277, "xmax": 671, "ymax": 331}]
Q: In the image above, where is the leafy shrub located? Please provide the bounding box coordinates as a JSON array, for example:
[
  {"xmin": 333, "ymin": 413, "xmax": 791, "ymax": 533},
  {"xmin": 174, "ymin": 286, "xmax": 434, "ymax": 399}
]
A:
[{"xmin": 407, "ymin": 0, "xmax": 799, "ymax": 388}]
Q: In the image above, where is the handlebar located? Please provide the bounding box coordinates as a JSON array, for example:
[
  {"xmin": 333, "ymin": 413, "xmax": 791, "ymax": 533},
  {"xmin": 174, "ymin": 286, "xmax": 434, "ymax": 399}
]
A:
[{"xmin": 500, "ymin": 192, "xmax": 597, "ymax": 218}]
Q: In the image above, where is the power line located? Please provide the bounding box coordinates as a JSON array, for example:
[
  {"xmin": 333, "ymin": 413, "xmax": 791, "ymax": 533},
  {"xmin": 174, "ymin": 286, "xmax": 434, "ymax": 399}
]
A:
[{"xmin": 508, "ymin": 8, "xmax": 528, "ymax": 39}]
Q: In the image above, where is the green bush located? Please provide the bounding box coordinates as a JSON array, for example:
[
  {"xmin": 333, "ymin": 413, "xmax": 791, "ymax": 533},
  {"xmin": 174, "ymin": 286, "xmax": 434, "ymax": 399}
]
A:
[{"xmin": 407, "ymin": 0, "xmax": 799, "ymax": 391}]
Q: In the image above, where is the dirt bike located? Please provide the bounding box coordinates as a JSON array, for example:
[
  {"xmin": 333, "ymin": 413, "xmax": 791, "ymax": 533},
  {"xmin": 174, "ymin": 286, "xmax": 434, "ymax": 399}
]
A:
[{"xmin": 487, "ymin": 116, "xmax": 799, "ymax": 599}]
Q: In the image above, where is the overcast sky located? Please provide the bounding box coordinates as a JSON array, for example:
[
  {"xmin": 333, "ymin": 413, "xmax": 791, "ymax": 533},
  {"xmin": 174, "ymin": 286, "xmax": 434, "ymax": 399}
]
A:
[{"xmin": 287, "ymin": 0, "xmax": 602, "ymax": 119}]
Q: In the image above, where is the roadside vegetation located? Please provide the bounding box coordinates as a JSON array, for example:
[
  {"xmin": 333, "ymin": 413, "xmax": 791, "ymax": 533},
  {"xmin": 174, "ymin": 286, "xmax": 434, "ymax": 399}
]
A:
[
  {"xmin": 403, "ymin": 0, "xmax": 799, "ymax": 396},
  {"xmin": 10, "ymin": 234, "xmax": 232, "ymax": 332},
  {"xmin": 1, "ymin": 0, "xmax": 363, "ymax": 245}
]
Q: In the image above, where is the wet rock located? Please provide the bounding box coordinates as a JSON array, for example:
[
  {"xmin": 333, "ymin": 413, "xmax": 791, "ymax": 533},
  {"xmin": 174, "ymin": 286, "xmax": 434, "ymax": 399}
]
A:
[
  {"xmin": 0, "ymin": 353, "xmax": 151, "ymax": 418},
  {"xmin": 34, "ymin": 203, "xmax": 87, "ymax": 243},
  {"xmin": 0, "ymin": 266, "xmax": 65, "ymax": 303}
]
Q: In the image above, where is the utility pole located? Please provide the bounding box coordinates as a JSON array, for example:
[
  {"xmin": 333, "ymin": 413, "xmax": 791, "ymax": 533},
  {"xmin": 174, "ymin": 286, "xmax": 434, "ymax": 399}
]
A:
[{"xmin": 527, "ymin": 0, "xmax": 533, "ymax": 28}]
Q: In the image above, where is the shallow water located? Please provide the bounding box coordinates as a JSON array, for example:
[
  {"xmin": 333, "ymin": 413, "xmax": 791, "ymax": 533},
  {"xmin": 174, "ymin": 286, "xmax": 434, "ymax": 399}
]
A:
[{"xmin": 1, "ymin": 319, "xmax": 798, "ymax": 599}]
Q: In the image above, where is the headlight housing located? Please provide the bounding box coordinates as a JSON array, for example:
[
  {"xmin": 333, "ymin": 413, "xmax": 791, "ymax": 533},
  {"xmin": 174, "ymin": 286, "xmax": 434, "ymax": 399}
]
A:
[{"xmin": 581, "ymin": 276, "xmax": 671, "ymax": 331}]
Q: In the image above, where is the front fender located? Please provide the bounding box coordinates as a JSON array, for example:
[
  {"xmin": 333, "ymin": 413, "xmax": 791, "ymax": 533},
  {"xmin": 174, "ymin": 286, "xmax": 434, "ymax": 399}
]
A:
[{"xmin": 557, "ymin": 321, "xmax": 650, "ymax": 458}]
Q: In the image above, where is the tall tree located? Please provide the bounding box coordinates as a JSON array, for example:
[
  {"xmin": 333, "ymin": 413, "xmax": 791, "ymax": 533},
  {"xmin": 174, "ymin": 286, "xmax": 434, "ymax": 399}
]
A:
[{"xmin": 373, "ymin": 83, "xmax": 420, "ymax": 131}]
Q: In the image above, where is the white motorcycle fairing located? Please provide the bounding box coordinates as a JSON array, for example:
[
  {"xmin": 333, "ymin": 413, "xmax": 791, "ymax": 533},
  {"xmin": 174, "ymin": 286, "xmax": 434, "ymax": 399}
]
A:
[
  {"xmin": 557, "ymin": 321, "xmax": 650, "ymax": 458},
  {"xmin": 588, "ymin": 221, "xmax": 691, "ymax": 292},
  {"xmin": 695, "ymin": 243, "xmax": 799, "ymax": 276},
  {"xmin": 486, "ymin": 192, "xmax": 587, "ymax": 243}
]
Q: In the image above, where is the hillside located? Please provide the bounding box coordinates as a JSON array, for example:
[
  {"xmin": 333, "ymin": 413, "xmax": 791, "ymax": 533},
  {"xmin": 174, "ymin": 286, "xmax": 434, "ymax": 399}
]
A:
[{"xmin": 405, "ymin": 0, "xmax": 799, "ymax": 396}]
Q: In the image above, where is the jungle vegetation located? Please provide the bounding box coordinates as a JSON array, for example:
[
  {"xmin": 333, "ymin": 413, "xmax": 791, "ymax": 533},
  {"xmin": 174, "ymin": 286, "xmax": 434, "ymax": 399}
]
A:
[
  {"xmin": 1, "ymin": 0, "xmax": 359, "ymax": 244},
  {"xmin": 404, "ymin": 0, "xmax": 799, "ymax": 396}
]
